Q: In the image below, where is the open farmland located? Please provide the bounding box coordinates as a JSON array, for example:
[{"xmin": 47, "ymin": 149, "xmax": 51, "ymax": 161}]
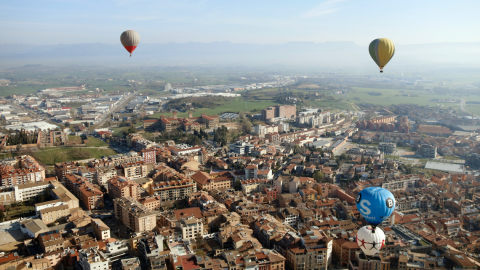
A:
[{"xmin": 346, "ymin": 87, "xmax": 461, "ymax": 106}]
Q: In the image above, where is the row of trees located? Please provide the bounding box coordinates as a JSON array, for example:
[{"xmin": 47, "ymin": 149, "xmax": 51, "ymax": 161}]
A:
[{"xmin": 6, "ymin": 130, "xmax": 38, "ymax": 145}]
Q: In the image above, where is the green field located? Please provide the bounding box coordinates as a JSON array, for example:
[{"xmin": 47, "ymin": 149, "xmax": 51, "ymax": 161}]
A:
[
  {"xmin": 465, "ymin": 104, "xmax": 480, "ymax": 116},
  {"xmin": 85, "ymin": 137, "xmax": 109, "ymax": 147},
  {"xmin": 34, "ymin": 147, "xmax": 117, "ymax": 165},
  {"xmin": 0, "ymin": 147, "xmax": 118, "ymax": 165},
  {"xmin": 346, "ymin": 87, "xmax": 459, "ymax": 106}
]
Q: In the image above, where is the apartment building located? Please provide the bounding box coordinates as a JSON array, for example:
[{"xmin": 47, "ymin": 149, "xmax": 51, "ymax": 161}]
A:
[
  {"xmin": 119, "ymin": 161, "xmax": 148, "ymax": 179},
  {"xmin": 286, "ymin": 227, "xmax": 333, "ymax": 270},
  {"xmin": 13, "ymin": 181, "xmax": 50, "ymax": 202},
  {"xmin": 417, "ymin": 144, "xmax": 438, "ymax": 158},
  {"xmin": 78, "ymin": 248, "xmax": 109, "ymax": 270},
  {"xmin": 108, "ymin": 176, "xmax": 140, "ymax": 200},
  {"xmin": 158, "ymin": 207, "xmax": 205, "ymax": 241},
  {"xmin": 113, "ymin": 196, "xmax": 156, "ymax": 233},
  {"xmin": 37, "ymin": 130, "xmax": 68, "ymax": 147},
  {"xmin": 137, "ymin": 232, "xmax": 165, "ymax": 264},
  {"xmin": 96, "ymin": 167, "xmax": 117, "ymax": 185},
  {"xmin": 39, "ymin": 204, "xmax": 70, "ymax": 224},
  {"xmin": 381, "ymin": 175, "xmax": 422, "ymax": 192},
  {"xmin": 190, "ymin": 171, "xmax": 233, "ymax": 191},
  {"xmin": 333, "ymin": 237, "xmax": 360, "ymax": 267},
  {"xmin": 262, "ymin": 105, "xmax": 296, "ymax": 121},
  {"xmin": 240, "ymin": 179, "xmax": 274, "ymax": 194},
  {"xmin": 121, "ymin": 258, "xmax": 141, "ymax": 270},
  {"xmin": 54, "ymin": 161, "xmax": 78, "ymax": 182},
  {"xmin": 109, "ymin": 152, "xmax": 142, "ymax": 166},
  {"xmin": 0, "ymin": 156, "xmax": 46, "ymax": 187},
  {"xmin": 48, "ymin": 181, "xmax": 80, "ymax": 209},
  {"xmin": 77, "ymin": 167, "xmax": 97, "ymax": 183},
  {"xmin": 139, "ymin": 148, "xmax": 157, "ymax": 165},
  {"xmin": 38, "ymin": 230, "xmax": 65, "ymax": 253},
  {"xmin": 65, "ymin": 174, "xmax": 104, "ymax": 210},
  {"xmin": 378, "ymin": 142, "xmax": 396, "ymax": 154},
  {"xmin": 148, "ymin": 163, "xmax": 196, "ymax": 202},
  {"xmin": 138, "ymin": 195, "xmax": 162, "ymax": 211},
  {"xmin": 296, "ymin": 110, "xmax": 331, "ymax": 127},
  {"xmin": 254, "ymin": 125, "xmax": 279, "ymax": 135},
  {"xmin": 91, "ymin": 218, "xmax": 111, "ymax": 240}
]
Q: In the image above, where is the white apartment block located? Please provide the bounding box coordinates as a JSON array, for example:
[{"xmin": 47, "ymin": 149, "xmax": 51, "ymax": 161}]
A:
[
  {"xmin": 96, "ymin": 167, "xmax": 117, "ymax": 185},
  {"xmin": 14, "ymin": 181, "xmax": 50, "ymax": 202},
  {"xmin": 180, "ymin": 216, "xmax": 204, "ymax": 241},
  {"xmin": 79, "ymin": 248, "xmax": 109, "ymax": 270}
]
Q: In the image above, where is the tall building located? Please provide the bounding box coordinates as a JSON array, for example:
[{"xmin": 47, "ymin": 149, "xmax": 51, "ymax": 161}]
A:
[
  {"xmin": 78, "ymin": 248, "xmax": 110, "ymax": 270},
  {"xmin": 119, "ymin": 161, "xmax": 148, "ymax": 179},
  {"xmin": 137, "ymin": 232, "xmax": 165, "ymax": 265},
  {"xmin": 96, "ymin": 167, "xmax": 117, "ymax": 185},
  {"xmin": 0, "ymin": 155, "xmax": 46, "ymax": 187},
  {"xmin": 285, "ymin": 227, "xmax": 333, "ymax": 270},
  {"xmin": 378, "ymin": 142, "xmax": 396, "ymax": 154},
  {"xmin": 65, "ymin": 174, "xmax": 104, "ymax": 210},
  {"xmin": 262, "ymin": 105, "xmax": 297, "ymax": 121},
  {"xmin": 417, "ymin": 144, "xmax": 437, "ymax": 158},
  {"xmin": 139, "ymin": 148, "xmax": 157, "ymax": 165},
  {"xmin": 54, "ymin": 161, "xmax": 79, "ymax": 182},
  {"xmin": 108, "ymin": 176, "xmax": 140, "ymax": 200},
  {"xmin": 113, "ymin": 196, "xmax": 156, "ymax": 233},
  {"xmin": 148, "ymin": 163, "xmax": 196, "ymax": 202}
]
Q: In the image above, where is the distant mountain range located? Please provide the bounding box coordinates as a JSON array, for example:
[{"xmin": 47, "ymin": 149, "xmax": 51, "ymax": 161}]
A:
[{"xmin": 1, "ymin": 41, "xmax": 479, "ymax": 69}]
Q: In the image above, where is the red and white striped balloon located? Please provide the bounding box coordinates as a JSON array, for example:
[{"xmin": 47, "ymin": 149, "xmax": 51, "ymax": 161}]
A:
[{"xmin": 120, "ymin": 30, "xmax": 140, "ymax": 57}]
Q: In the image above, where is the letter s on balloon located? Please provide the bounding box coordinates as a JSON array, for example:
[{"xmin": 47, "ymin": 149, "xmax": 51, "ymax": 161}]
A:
[{"xmin": 359, "ymin": 200, "xmax": 371, "ymax": 216}]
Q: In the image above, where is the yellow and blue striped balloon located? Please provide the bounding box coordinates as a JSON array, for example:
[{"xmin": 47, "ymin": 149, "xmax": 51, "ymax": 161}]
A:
[{"xmin": 369, "ymin": 38, "xmax": 395, "ymax": 73}]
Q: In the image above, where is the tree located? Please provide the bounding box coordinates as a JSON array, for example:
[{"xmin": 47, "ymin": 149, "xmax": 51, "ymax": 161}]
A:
[
  {"xmin": 195, "ymin": 233, "xmax": 204, "ymax": 247},
  {"xmin": 234, "ymin": 180, "xmax": 242, "ymax": 191},
  {"xmin": 313, "ymin": 171, "xmax": 325, "ymax": 182},
  {"xmin": 242, "ymin": 119, "xmax": 252, "ymax": 133}
]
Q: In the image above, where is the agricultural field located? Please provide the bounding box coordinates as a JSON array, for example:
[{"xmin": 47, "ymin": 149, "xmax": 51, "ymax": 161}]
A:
[
  {"xmin": 465, "ymin": 104, "xmax": 480, "ymax": 116},
  {"xmin": 345, "ymin": 87, "xmax": 460, "ymax": 107}
]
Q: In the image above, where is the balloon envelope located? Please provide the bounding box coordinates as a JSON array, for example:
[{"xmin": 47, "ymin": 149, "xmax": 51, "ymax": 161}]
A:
[
  {"xmin": 120, "ymin": 30, "xmax": 140, "ymax": 56},
  {"xmin": 356, "ymin": 187, "xmax": 395, "ymax": 225},
  {"xmin": 369, "ymin": 38, "xmax": 395, "ymax": 71},
  {"xmin": 356, "ymin": 225, "xmax": 386, "ymax": 256}
]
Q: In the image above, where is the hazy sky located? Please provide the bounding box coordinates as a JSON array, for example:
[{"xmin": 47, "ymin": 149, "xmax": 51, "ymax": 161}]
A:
[{"xmin": 1, "ymin": 0, "xmax": 479, "ymax": 45}]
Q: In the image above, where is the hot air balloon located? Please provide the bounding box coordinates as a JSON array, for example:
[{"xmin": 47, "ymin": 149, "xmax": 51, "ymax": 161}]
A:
[
  {"xmin": 120, "ymin": 30, "xmax": 140, "ymax": 57},
  {"xmin": 356, "ymin": 187, "xmax": 395, "ymax": 226},
  {"xmin": 356, "ymin": 225, "xmax": 386, "ymax": 256},
  {"xmin": 369, "ymin": 38, "xmax": 395, "ymax": 73}
]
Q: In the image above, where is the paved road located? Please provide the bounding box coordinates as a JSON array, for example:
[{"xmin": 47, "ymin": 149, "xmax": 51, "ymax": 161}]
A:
[
  {"xmin": 460, "ymin": 98, "xmax": 480, "ymax": 118},
  {"xmin": 93, "ymin": 92, "xmax": 138, "ymax": 129}
]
